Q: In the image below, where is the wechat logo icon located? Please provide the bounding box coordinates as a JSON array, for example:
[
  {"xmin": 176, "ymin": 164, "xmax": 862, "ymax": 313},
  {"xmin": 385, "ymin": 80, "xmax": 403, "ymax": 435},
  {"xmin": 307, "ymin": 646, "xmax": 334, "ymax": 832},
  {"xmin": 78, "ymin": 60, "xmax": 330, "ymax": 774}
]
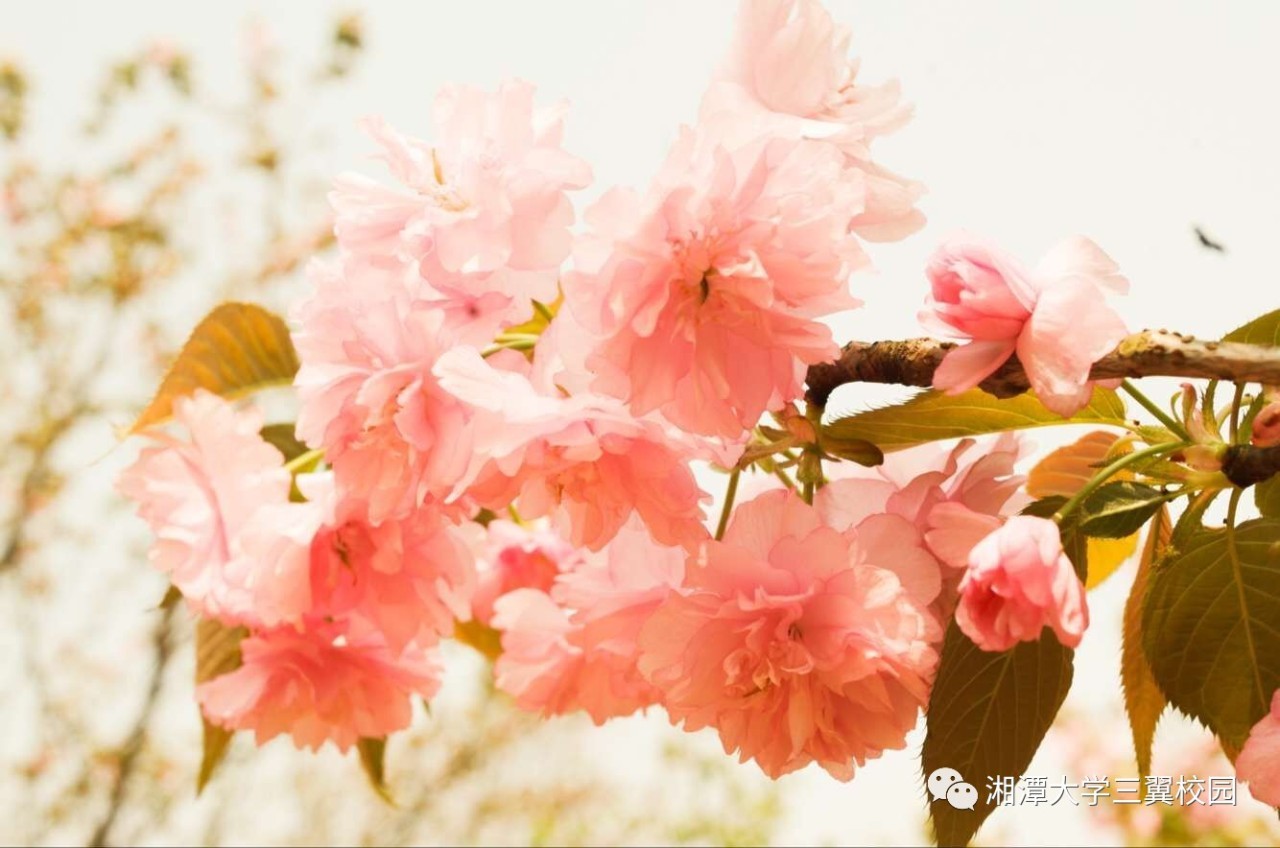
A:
[{"xmin": 929, "ymin": 767, "xmax": 978, "ymax": 811}]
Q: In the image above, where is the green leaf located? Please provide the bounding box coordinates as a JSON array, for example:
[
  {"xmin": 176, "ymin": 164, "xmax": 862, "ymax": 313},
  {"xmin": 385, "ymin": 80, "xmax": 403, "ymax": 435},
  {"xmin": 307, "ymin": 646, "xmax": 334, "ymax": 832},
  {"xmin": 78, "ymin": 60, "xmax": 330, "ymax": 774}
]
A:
[
  {"xmin": 130, "ymin": 302, "xmax": 299, "ymax": 434},
  {"xmin": 816, "ymin": 426, "xmax": 884, "ymax": 466},
  {"xmin": 259, "ymin": 423, "xmax": 309, "ymax": 461},
  {"xmin": 1019, "ymin": 496, "xmax": 1067, "ymax": 519},
  {"xmin": 1079, "ymin": 482, "xmax": 1175, "ymax": 539},
  {"xmin": 195, "ymin": 618, "xmax": 246, "ymax": 794},
  {"xmin": 1122, "ymin": 508, "xmax": 1170, "ymax": 792},
  {"xmin": 1170, "ymin": 490, "xmax": 1220, "ymax": 551},
  {"xmin": 825, "ymin": 387, "xmax": 1126, "ymax": 453},
  {"xmin": 357, "ymin": 736, "xmax": 394, "ymax": 803},
  {"xmin": 922, "ymin": 625, "xmax": 1075, "ymax": 847},
  {"xmin": 1143, "ymin": 518, "xmax": 1280, "ymax": 754},
  {"xmin": 1257, "ymin": 478, "xmax": 1280, "ymax": 519},
  {"xmin": 1224, "ymin": 307, "xmax": 1280, "ymax": 346}
]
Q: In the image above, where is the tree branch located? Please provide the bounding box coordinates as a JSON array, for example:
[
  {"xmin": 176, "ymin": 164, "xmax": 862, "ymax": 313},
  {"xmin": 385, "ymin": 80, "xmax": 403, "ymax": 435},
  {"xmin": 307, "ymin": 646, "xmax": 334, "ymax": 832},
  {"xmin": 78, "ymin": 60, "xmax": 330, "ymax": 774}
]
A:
[{"xmin": 805, "ymin": 329, "xmax": 1280, "ymax": 407}]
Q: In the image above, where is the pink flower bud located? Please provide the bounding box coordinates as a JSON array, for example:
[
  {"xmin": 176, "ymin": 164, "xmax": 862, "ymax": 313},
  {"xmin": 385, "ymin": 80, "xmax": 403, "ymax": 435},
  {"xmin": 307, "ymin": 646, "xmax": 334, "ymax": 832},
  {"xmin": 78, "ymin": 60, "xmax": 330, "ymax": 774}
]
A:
[
  {"xmin": 1252, "ymin": 401, "xmax": 1280, "ymax": 448},
  {"xmin": 956, "ymin": 516, "xmax": 1089, "ymax": 652}
]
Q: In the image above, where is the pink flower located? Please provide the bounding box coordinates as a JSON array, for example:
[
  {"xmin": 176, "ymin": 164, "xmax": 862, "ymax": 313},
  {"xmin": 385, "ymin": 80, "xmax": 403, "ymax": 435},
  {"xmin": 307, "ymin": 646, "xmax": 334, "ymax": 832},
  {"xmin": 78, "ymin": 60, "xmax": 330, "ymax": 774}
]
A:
[
  {"xmin": 221, "ymin": 473, "xmax": 475, "ymax": 651},
  {"xmin": 116, "ymin": 391, "xmax": 308, "ymax": 627},
  {"xmin": 292, "ymin": 259, "xmax": 475, "ymax": 525},
  {"xmin": 198, "ymin": 625, "xmax": 441, "ymax": 752},
  {"xmin": 637, "ymin": 489, "xmax": 940, "ymax": 779},
  {"xmin": 471, "ymin": 519, "xmax": 581, "ymax": 625},
  {"xmin": 955, "ymin": 516, "xmax": 1089, "ymax": 652},
  {"xmin": 435, "ymin": 348, "xmax": 710, "ymax": 551},
  {"xmin": 1237, "ymin": 690, "xmax": 1280, "ymax": 806},
  {"xmin": 331, "ymin": 79, "xmax": 591, "ymax": 336},
  {"xmin": 701, "ymin": 0, "xmax": 924, "ymax": 241},
  {"xmin": 921, "ymin": 233, "xmax": 1129, "ymax": 416},
  {"xmin": 1252, "ymin": 401, "xmax": 1280, "ymax": 448},
  {"xmin": 566, "ymin": 130, "xmax": 865, "ymax": 439},
  {"xmin": 491, "ymin": 520, "xmax": 684, "ymax": 724},
  {"xmin": 306, "ymin": 488, "xmax": 476, "ymax": 652},
  {"xmin": 816, "ymin": 434, "xmax": 1028, "ymax": 608}
]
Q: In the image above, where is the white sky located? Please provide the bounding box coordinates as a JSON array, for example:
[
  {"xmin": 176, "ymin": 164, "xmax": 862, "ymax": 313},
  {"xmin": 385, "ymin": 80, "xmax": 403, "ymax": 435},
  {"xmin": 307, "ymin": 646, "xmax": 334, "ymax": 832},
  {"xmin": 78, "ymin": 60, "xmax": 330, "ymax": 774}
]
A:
[{"xmin": 6, "ymin": 1, "xmax": 1280, "ymax": 845}]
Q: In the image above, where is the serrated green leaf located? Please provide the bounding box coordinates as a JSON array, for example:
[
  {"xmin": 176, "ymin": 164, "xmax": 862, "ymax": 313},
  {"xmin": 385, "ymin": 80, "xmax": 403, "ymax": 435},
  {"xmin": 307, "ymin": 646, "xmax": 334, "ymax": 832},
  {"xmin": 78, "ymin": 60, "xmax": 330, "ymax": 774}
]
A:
[
  {"xmin": 1170, "ymin": 490, "xmax": 1220, "ymax": 551},
  {"xmin": 825, "ymin": 387, "xmax": 1126, "ymax": 453},
  {"xmin": 130, "ymin": 302, "xmax": 299, "ymax": 434},
  {"xmin": 1122, "ymin": 507, "xmax": 1170, "ymax": 793},
  {"xmin": 1224, "ymin": 307, "xmax": 1280, "ymax": 346},
  {"xmin": 1143, "ymin": 518, "xmax": 1280, "ymax": 754},
  {"xmin": 1079, "ymin": 482, "xmax": 1175, "ymax": 539},
  {"xmin": 1020, "ymin": 496, "xmax": 1067, "ymax": 518},
  {"xmin": 1258, "ymin": 478, "xmax": 1280, "ymax": 519},
  {"xmin": 195, "ymin": 619, "xmax": 246, "ymax": 794},
  {"xmin": 357, "ymin": 736, "xmax": 394, "ymax": 803},
  {"xmin": 922, "ymin": 624, "xmax": 1075, "ymax": 847},
  {"xmin": 816, "ymin": 426, "xmax": 884, "ymax": 466}
]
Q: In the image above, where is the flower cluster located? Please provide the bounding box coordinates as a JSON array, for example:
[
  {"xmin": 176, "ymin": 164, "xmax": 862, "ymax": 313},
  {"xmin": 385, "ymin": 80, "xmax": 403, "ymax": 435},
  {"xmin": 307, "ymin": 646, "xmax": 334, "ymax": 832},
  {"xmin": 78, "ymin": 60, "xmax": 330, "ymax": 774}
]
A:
[{"xmin": 119, "ymin": 0, "xmax": 1114, "ymax": 782}]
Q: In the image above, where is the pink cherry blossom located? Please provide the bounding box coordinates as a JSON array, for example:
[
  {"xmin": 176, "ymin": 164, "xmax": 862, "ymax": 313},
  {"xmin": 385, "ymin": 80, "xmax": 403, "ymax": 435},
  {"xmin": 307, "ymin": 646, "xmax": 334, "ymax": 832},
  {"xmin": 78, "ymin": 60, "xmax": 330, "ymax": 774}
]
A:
[
  {"xmin": 815, "ymin": 434, "xmax": 1028, "ymax": 616},
  {"xmin": 292, "ymin": 258, "xmax": 476, "ymax": 525},
  {"xmin": 470, "ymin": 519, "xmax": 581, "ymax": 626},
  {"xmin": 566, "ymin": 130, "xmax": 865, "ymax": 439},
  {"xmin": 701, "ymin": 0, "xmax": 924, "ymax": 241},
  {"xmin": 956, "ymin": 515, "xmax": 1089, "ymax": 652},
  {"xmin": 637, "ymin": 489, "xmax": 939, "ymax": 779},
  {"xmin": 214, "ymin": 472, "xmax": 475, "ymax": 652},
  {"xmin": 116, "ymin": 391, "xmax": 308, "ymax": 627},
  {"xmin": 435, "ymin": 348, "xmax": 711, "ymax": 551},
  {"xmin": 491, "ymin": 519, "xmax": 684, "ymax": 724},
  {"xmin": 331, "ymin": 79, "xmax": 591, "ymax": 336},
  {"xmin": 921, "ymin": 233, "xmax": 1129, "ymax": 416},
  {"xmin": 198, "ymin": 625, "xmax": 442, "ymax": 753},
  {"xmin": 305, "ymin": 483, "xmax": 476, "ymax": 652},
  {"xmin": 1236, "ymin": 690, "xmax": 1280, "ymax": 807}
]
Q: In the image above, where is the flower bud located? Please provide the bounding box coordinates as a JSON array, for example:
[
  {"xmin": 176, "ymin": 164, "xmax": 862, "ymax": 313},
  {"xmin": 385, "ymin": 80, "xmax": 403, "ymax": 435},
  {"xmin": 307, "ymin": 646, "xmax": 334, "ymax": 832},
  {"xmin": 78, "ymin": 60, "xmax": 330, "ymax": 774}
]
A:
[
  {"xmin": 1179, "ymin": 383, "xmax": 1220, "ymax": 443},
  {"xmin": 1253, "ymin": 402, "xmax": 1280, "ymax": 448}
]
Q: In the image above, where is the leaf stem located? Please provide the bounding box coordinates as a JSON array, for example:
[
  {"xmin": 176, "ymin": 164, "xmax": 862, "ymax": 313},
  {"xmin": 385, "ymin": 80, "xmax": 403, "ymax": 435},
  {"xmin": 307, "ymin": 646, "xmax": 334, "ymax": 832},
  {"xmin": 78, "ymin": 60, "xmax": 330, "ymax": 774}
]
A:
[
  {"xmin": 1229, "ymin": 382, "xmax": 1247, "ymax": 443},
  {"xmin": 714, "ymin": 468, "xmax": 741, "ymax": 541},
  {"xmin": 283, "ymin": 448, "xmax": 323, "ymax": 474},
  {"xmin": 1054, "ymin": 440, "xmax": 1189, "ymax": 523},
  {"xmin": 1121, "ymin": 380, "xmax": 1191, "ymax": 441},
  {"xmin": 802, "ymin": 479, "xmax": 815, "ymax": 505},
  {"xmin": 482, "ymin": 338, "xmax": 537, "ymax": 358}
]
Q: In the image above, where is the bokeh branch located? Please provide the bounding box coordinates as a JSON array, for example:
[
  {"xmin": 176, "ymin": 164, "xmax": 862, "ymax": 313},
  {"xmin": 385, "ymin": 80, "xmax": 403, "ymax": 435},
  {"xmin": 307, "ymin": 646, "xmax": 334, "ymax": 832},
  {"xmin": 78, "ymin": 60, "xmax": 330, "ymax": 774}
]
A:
[{"xmin": 806, "ymin": 329, "xmax": 1280, "ymax": 406}]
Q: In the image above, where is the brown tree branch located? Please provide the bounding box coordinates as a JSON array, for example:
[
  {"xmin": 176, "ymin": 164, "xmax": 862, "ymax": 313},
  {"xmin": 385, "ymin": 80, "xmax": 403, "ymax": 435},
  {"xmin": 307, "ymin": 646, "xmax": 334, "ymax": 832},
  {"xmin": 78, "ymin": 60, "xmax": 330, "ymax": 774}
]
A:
[{"xmin": 805, "ymin": 329, "xmax": 1280, "ymax": 407}]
